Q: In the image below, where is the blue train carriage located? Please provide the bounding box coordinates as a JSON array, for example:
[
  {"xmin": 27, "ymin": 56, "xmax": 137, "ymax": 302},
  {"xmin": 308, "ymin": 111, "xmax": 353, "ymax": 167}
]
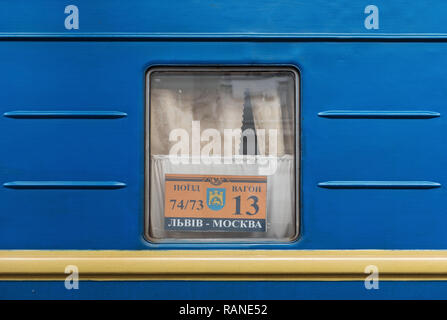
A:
[{"xmin": 0, "ymin": 0, "xmax": 447, "ymax": 300}]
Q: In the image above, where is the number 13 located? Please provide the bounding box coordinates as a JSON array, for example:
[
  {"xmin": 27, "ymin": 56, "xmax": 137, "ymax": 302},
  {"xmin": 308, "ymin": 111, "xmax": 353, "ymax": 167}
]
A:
[{"xmin": 233, "ymin": 195, "xmax": 259, "ymax": 215}]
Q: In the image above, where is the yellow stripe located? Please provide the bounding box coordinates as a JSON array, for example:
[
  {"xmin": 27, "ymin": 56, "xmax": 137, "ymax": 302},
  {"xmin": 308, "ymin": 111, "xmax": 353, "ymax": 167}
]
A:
[{"xmin": 0, "ymin": 250, "xmax": 447, "ymax": 281}]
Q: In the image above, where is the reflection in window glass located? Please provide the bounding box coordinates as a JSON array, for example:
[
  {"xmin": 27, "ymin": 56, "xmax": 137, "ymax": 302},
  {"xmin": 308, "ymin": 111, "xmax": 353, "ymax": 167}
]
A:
[{"xmin": 146, "ymin": 68, "xmax": 298, "ymax": 242}]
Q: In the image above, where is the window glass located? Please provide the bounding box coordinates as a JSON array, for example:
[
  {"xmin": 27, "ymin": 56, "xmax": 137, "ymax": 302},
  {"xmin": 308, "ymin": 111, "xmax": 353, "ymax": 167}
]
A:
[{"xmin": 146, "ymin": 67, "xmax": 298, "ymax": 242}]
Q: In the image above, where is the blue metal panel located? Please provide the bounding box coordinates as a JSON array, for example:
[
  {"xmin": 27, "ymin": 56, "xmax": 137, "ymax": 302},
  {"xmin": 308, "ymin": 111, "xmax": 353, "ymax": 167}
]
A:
[{"xmin": 3, "ymin": 111, "xmax": 127, "ymax": 119}]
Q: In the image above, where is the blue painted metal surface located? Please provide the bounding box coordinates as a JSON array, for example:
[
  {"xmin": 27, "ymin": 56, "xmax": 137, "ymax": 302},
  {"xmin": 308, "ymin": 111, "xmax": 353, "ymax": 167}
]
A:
[{"xmin": 1, "ymin": 0, "xmax": 447, "ymax": 299}]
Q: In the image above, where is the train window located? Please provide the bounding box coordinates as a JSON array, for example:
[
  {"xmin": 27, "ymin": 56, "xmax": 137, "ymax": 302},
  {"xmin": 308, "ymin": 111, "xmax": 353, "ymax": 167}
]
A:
[{"xmin": 145, "ymin": 67, "xmax": 298, "ymax": 242}]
